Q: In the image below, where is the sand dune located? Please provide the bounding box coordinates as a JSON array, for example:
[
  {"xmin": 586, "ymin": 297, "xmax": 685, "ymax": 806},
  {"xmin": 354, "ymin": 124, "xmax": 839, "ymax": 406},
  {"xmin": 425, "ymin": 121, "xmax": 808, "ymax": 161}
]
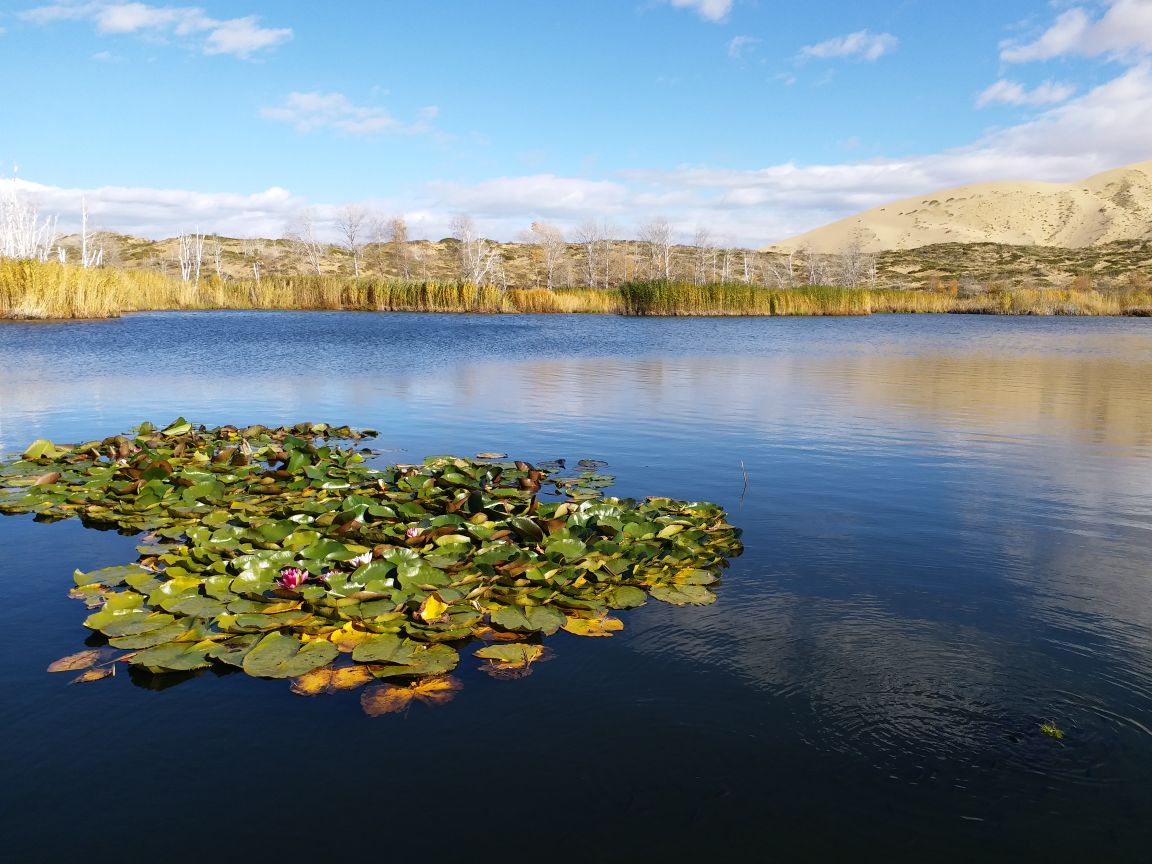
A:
[{"xmin": 768, "ymin": 161, "xmax": 1152, "ymax": 254}]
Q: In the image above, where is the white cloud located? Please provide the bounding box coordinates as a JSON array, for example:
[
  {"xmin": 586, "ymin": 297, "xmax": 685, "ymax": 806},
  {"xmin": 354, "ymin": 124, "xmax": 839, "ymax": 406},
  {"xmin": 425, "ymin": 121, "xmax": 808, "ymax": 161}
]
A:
[
  {"xmin": 0, "ymin": 176, "xmax": 305, "ymax": 239},
  {"xmin": 727, "ymin": 35, "xmax": 760, "ymax": 59},
  {"xmin": 663, "ymin": 0, "xmax": 732, "ymax": 23},
  {"xmin": 427, "ymin": 175, "xmax": 630, "ymax": 218},
  {"xmin": 1002, "ymin": 0, "xmax": 1152, "ymax": 63},
  {"xmin": 9, "ymin": 59, "xmax": 1152, "ymax": 247},
  {"xmin": 202, "ymin": 15, "xmax": 287, "ymax": 56},
  {"xmin": 976, "ymin": 78, "xmax": 1077, "ymax": 107},
  {"xmin": 799, "ymin": 29, "xmax": 897, "ymax": 62},
  {"xmin": 260, "ymin": 92, "xmax": 438, "ymax": 137},
  {"xmin": 20, "ymin": 2, "xmax": 292, "ymax": 58}
]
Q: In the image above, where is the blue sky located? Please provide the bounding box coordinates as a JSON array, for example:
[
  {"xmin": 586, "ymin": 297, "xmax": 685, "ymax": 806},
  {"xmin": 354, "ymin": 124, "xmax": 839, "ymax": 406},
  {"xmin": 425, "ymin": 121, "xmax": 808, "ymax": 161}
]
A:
[{"xmin": 1, "ymin": 0, "xmax": 1150, "ymax": 244}]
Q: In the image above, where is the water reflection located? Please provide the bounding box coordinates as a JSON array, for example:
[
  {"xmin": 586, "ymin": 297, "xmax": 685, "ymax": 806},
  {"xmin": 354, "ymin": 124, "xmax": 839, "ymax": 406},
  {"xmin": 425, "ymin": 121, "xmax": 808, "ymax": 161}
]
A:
[{"xmin": 2, "ymin": 312, "xmax": 1152, "ymax": 859}]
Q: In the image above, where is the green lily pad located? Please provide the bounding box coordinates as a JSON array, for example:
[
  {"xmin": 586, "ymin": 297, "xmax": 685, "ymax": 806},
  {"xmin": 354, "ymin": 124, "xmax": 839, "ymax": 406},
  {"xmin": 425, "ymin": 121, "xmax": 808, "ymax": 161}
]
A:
[
  {"xmin": 241, "ymin": 632, "xmax": 339, "ymax": 679},
  {"xmin": 609, "ymin": 586, "xmax": 648, "ymax": 609},
  {"xmin": 648, "ymin": 584, "xmax": 717, "ymax": 606},
  {"xmin": 490, "ymin": 605, "xmax": 566, "ymax": 635},
  {"xmin": 133, "ymin": 641, "xmax": 213, "ymax": 673},
  {"xmin": 474, "ymin": 643, "xmax": 543, "ymax": 668},
  {"xmin": 0, "ymin": 421, "xmax": 742, "ymax": 696}
]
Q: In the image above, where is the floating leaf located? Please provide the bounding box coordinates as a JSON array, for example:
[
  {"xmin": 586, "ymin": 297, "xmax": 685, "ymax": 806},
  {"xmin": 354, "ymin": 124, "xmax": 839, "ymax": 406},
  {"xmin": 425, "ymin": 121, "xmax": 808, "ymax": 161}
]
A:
[
  {"xmin": 474, "ymin": 643, "xmax": 543, "ymax": 668},
  {"xmin": 648, "ymin": 584, "xmax": 717, "ymax": 606},
  {"xmin": 609, "ymin": 586, "xmax": 647, "ymax": 609},
  {"xmin": 23, "ymin": 439, "xmax": 65, "ymax": 460},
  {"xmin": 361, "ymin": 676, "xmax": 462, "ymax": 716},
  {"xmin": 205, "ymin": 634, "xmax": 261, "ymax": 667},
  {"xmin": 562, "ymin": 614, "xmax": 624, "ymax": 637},
  {"xmin": 475, "ymin": 452, "xmax": 507, "ymax": 460},
  {"xmin": 74, "ymin": 565, "xmax": 154, "ymax": 587},
  {"xmin": 70, "ymin": 666, "xmax": 115, "ymax": 684},
  {"xmin": 133, "ymin": 641, "xmax": 213, "ymax": 673},
  {"xmin": 47, "ymin": 649, "xmax": 103, "ymax": 672},
  {"xmin": 491, "ymin": 605, "xmax": 566, "ymax": 635},
  {"xmin": 108, "ymin": 622, "xmax": 189, "ymax": 649},
  {"xmin": 1040, "ymin": 721, "xmax": 1066, "ymax": 740},
  {"xmin": 472, "ymin": 625, "xmax": 530, "ymax": 642},
  {"xmin": 242, "ymin": 632, "xmax": 339, "ymax": 679},
  {"xmin": 329, "ymin": 623, "xmax": 371, "ymax": 653},
  {"xmin": 417, "ymin": 592, "xmax": 449, "ymax": 624},
  {"xmin": 0, "ymin": 422, "xmax": 742, "ymax": 696}
]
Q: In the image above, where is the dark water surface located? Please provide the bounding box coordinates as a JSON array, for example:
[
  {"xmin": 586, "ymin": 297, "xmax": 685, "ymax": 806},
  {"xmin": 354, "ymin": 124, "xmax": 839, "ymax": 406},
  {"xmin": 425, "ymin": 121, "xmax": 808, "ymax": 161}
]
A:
[{"xmin": 2, "ymin": 312, "xmax": 1151, "ymax": 862}]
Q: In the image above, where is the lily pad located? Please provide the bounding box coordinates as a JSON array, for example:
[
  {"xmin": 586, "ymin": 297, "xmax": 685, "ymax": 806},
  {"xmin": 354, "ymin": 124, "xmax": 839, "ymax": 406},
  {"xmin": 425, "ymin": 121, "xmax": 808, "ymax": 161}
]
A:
[
  {"xmin": 490, "ymin": 605, "xmax": 566, "ymax": 635},
  {"xmin": 561, "ymin": 614, "xmax": 624, "ymax": 637},
  {"xmin": 242, "ymin": 632, "xmax": 339, "ymax": 679},
  {"xmin": 0, "ymin": 421, "xmax": 742, "ymax": 697},
  {"xmin": 474, "ymin": 643, "xmax": 544, "ymax": 668},
  {"xmin": 648, "ymin": 584, "xmax": 717, "ymax": 606}
]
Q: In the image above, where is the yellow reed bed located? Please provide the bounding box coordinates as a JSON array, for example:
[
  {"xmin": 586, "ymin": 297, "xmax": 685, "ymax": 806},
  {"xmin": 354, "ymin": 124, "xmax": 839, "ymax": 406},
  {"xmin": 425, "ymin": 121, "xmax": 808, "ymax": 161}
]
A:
[{"xmin": 3, "ymin": 262, "xmax": 1150, "ymax": 319}]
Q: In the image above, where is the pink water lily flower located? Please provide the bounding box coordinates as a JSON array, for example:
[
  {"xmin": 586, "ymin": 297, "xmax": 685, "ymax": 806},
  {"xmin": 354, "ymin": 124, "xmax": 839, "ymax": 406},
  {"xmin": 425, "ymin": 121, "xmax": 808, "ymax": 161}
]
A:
[
  {"xmin": 276, "ymin": 567, "xmax": 308, "ymax": 589},
  {"xmin": 347, "ymin": 551, "xmax": 372, "ymax": 569},
  {"xmin": 406, "ymin": 526, "xmax": 421, "ymax": 538}
]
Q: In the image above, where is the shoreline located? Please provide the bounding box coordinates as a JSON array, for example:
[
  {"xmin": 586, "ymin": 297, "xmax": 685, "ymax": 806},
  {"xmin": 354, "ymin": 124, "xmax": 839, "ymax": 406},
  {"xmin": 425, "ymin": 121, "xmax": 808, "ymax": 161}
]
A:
[{"xmin": 2, "ymin": 260, "xmax": 1150, "ymax": 321}]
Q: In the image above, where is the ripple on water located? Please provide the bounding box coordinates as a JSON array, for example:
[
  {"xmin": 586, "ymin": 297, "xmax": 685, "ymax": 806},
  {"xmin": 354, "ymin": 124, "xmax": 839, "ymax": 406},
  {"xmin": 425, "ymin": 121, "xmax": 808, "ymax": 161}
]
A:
[{"xmin": 624, "ymin": 577, "xmax": 1152, "ymax": 797}]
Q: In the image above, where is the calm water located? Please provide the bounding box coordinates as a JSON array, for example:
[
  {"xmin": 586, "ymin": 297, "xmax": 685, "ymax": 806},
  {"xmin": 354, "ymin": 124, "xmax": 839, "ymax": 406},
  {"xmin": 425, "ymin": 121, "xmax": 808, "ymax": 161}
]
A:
[{"xmin": 2, "ymin": 312, "xmax": 1151, "ymax": 862}]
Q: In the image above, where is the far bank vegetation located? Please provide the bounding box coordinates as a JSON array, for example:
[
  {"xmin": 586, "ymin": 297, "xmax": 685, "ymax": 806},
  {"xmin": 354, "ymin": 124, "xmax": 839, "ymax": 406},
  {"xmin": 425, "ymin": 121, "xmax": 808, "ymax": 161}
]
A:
[{"xmin": 2, "ymin": 187, "xmax": 1150, "ymax": 319}]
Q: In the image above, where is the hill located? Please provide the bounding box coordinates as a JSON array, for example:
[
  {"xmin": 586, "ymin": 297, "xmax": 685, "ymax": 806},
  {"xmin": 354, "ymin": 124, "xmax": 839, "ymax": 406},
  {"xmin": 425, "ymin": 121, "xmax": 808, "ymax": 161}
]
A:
[{"xmin": 768, "ymin": 161, "xmax": 1152, "ymax": 254}]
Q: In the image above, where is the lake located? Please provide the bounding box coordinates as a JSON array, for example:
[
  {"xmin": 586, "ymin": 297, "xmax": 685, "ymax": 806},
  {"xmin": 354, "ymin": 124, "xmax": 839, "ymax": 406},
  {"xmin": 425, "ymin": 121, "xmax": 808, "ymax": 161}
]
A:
[{"xmin": 1, "ymin": 311, "xmax": 1150, "ymax": 862}]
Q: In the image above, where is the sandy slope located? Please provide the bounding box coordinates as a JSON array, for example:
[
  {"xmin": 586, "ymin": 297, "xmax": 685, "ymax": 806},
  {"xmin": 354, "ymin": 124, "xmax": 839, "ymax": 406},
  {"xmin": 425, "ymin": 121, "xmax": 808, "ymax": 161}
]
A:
[{"xmin": 768, "ymin": 161, "xmax": 1152, "ymax": 254}]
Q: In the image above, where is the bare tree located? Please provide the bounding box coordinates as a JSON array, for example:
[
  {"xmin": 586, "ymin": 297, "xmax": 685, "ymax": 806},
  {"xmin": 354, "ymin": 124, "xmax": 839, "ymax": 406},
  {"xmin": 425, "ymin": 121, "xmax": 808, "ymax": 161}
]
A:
[
  {"xmin": 638, "ymin": 218, "xmax": 673, "ymax": 280},
  {"xmin": 208, "ymin": 236, "xmax": 225, "ymax": 280},
  {"xmin": 288, "ymin": 209, "xmax": 325, "ymax": 275},
  {"xmin": 336, "ymin": 204, "xmax": 367, "ymax": 276},
  {"xmin": 242, "ymin": 238, "xmax": 264, "ymax": 284},
  {"xmin": 386, "ymin": 217, "xmax": 411, "ymax": 279},
  {"xmin": 177, "ymin": 230, "xmax": 205, "ymax": 285},
  {"xmin": 797, "ymin": 244, "xmax": 833, "ymax": 286},
  {"xmin": 691, "ymin": 227, "xmax": 712, "ymax": 285},
  {"xmin": 410, "ymin": 243, "xmax": 429, "ymax": 282},
  {"xmin": 79, "ymin": 196, "xmax": 103, "ymax": 268},
  {"xmin": 450, "ymin": 215, "xmax": 497, "ymax": 284},
  {"xmin": 839, "ymin": 233, "xmax": 866, "ymax": 288},
  {"xmin": 862, "ymin": 252, "xmax": 878, "ymax": 289},
  {"xmin": 0, "ymin": 184, "xmax": 58, "ymax": 261},
  {"xmin": 575, "ymin": 220, "xmax": 605, "ymax": 287},
  {"xmin": 528, "ymin": 221, "xmax": 567, "ymax": 290}
]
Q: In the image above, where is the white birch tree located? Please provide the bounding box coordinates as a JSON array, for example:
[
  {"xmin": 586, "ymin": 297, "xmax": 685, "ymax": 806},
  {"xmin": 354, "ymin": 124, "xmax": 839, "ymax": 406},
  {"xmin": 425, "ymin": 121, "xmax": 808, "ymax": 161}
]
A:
[
  {"xmin": 288, "ymin": 209, "xmax": 325, "ymax": 275},
  {"xmin": 450, "ymin": 215, "xmax": 497, "ymax": 285},
  {"xmin": 638, "ymin": 218, "xmax": 673, "ymax": 280},
  {"xmin": 178, "ymin": 230, "xmax": 205, "ymax": 284},
  {"xmin": 575, "ymin": 220, "xmax": 604, "ymax": 288},
  {"xmin": 336, "ymin": 204, "xmax": 367, "ymax": 276},
  {"xmin": 79, "ymin": 196, "xmax": 103, "ymax": 268},
  {"xmin": 528, "ymin": 221, "xmax": 567, "ymax": 290},
  {"xmin": 0, "ymin": 184, "xmax": 58, "ymax": 261},
  {"xmin": 386, "ymin": 217, "xmax": 411, "ymax": 279},
  {"xmin": 691, "ymin": 227, "xmax": 713, "ymax": 285}
]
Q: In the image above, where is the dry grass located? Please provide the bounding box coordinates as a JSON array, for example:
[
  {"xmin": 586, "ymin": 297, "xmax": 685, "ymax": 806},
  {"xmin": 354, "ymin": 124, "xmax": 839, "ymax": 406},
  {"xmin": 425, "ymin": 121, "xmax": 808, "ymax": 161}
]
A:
[
  {"xmin": 621, "ymin": 282, "xmax": 871, "ymax": 316},
  {"xmin": 0, "ymin": 262, "xmax": 618, "ymax": 319},
  {"xmin": 3, "ymin": 262, "xmax": 1151, "ymax": 320}
]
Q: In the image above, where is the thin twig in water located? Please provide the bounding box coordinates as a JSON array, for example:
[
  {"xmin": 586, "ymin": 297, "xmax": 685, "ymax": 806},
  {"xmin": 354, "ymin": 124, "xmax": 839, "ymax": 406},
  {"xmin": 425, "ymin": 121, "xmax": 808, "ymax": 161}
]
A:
[{"xmin": 740, "ymin": 460, "xmax": 749, "ymax": 497}]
